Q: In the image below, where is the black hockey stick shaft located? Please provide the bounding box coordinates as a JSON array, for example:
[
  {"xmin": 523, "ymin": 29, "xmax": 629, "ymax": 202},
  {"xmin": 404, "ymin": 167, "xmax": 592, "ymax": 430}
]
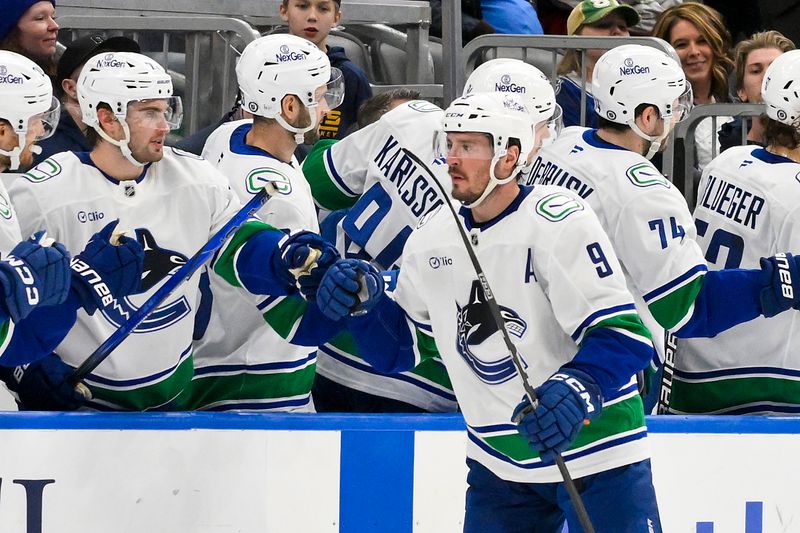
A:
[
  {"xmin": 405, "ymin": 150, "xmax": 596, "ymax": 533},
  {"xmin": 657, "ymin": 331, "xmax": 679, "ymax": 414},
  {"xmin": 69, "ymin": 187, "xmax": 271, "ymax": 385}
]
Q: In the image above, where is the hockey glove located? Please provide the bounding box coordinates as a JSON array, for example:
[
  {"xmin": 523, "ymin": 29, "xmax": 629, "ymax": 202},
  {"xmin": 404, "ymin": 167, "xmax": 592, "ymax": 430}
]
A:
[
  {"xmin": 0, "ymin": 353, "xmax": 91, "ymax": 411},
  {"xmin": 70, "ymin": 220, "xmax": 145, "ymax": 315},
  {"xmin": 0, "ymin": 232, "xmax": 71, "ymax": 322},
  {"xmin": 758, "ymin": 253, "xmax": 800, "ymax": 317},
  {"xmin": 271, "ymin": 230, "xmax": 340, "ymax": 296},
  {"xmin": 317, "ymin": 259, "xmax": 385, "ymax": 321},
  {"xmin": 512, "ymin": 368, "xmax": 603, "ymax": 462}
]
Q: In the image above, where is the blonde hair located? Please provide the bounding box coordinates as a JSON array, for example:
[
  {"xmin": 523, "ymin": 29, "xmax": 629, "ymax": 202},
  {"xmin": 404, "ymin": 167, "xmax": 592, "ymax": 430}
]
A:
[
  {"xmin": 733, "ymin": 30, "xmax": 795, "ymax": 94},
  {"xmin": 653, "ymin": 2, "xmax": 733, "ymax": 103}
]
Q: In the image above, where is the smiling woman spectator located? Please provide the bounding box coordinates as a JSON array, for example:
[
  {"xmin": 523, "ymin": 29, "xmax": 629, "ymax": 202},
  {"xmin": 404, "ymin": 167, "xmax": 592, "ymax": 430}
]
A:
[
  {"xmin": 654, "ymin": 2, "xmax": 734, "ymax": 169},
  {"xmin": 0, "ymin": 1, "xmax": 58, "ymax": 76}
]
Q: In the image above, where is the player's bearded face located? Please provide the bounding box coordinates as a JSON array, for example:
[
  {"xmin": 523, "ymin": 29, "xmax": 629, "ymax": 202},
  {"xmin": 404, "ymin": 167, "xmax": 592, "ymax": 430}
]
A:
[
  {"xmin": 444, "ymin": 132, "xmax": 494, "ymax": 203},
  {"xmin": 126, "ymin": 100, "xmax": 171, "ymax": 163}
]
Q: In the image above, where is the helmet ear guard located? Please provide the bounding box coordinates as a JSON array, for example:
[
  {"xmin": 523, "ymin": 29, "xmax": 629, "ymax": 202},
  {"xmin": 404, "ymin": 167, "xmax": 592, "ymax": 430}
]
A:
[
  {"xmin": 77, "ymin": 51, "xmax": 182, "ymax": 167},
  {"xmin": 592, "ymin": 44, "xmax": 692, "ymax": 159},
  {"xmin": 441, "ymin": 92, "xmax": 534, "ymax": 208},
  {"xmin": 0, "ymin": 51, "xmax": 59, "ymax": 170},
  {"xmin": 236, "ymin": 34, "xmax": 343, "ymax": 143}
]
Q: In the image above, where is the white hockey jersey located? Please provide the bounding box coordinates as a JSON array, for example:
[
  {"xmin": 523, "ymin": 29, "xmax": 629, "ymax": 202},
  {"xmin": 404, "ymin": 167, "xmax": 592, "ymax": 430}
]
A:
[
  {"xmin": 9, "ymin": 149, "xmax": 243, "ymax": 410},
  {"xmin": 182, "ymin": 120, "xmax": 319, "ymax": 411},
  {"xmin": 0, "ymin": 173, "xmax": 25, "ymax": 354},
  {"xmin": 529, "ymin": 129, "xmax": 707, "ymax": 361},
  {"xmin": 677, "ymin": 146, "xmax": 800, "ymax": 414},
  {"xmin": 391, "ymin": 186, "xmax": 652, "ymax": 482},
  {"xmin": 303, "ymin": 100, "xmax": 457, "ymax": 411}
]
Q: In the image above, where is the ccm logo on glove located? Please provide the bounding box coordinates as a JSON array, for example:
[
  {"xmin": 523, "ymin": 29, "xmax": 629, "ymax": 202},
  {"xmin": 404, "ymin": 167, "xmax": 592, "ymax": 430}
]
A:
[
  {"xmin": 70, "ymin": 258, "xmax": 114, "ymax": 307},
  {"xmin": 551, "ymin": 372, "xmax": 597, "ymax": 415},
  {"xmin": 5, "ymin": 256, "xmax": 38, "ymax": 305}
]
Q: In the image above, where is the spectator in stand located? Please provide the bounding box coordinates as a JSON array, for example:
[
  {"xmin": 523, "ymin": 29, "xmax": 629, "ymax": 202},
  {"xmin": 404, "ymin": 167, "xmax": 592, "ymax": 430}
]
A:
[
  {"xmin": 556, "ymin": 0, "xmax": 640, "ymax": 128},
  {"xmin": 0, "ymin": 0, "xmax": 58, "ymax": 76},
  {"xmin": 480, "ymin": 0, "xmax": 544, "ymax": 35},
  {"xmin": 280, "ymin": 0, "xmax": 371, "ymax": 141},
  {"xmin": 719, "ymin": 31, "xmax": 795, "ymax": 152},
  {"xmin": 430, "ymin": 0, "xmax": 495, "ymax": 44},
  {"xmin": 32, "ymin": 34, "xmax": 141, "ymax": 165},
  {"xmin": 653, "ymin": 2, "xmax": 734, "ymax": 169}
]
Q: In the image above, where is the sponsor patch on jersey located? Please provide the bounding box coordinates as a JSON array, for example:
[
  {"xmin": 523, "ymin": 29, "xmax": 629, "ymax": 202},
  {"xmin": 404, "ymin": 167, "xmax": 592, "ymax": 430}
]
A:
[
  {"xmin": 535, "ymin": 192, "xmax": 584, "ymax": 222},
  {"xmin": 407, "ymin": 100, "xmax": 440, "ymax": 113},
  {"xmin": 245, "ymin": 168, "xmax": 292, "ymax": 196},
  {"xmin": 0, "ymin": 192, "xmax": 12, "ymax": 220},
  {"xmin": 23, "ymin": 158, "xmax": 62, "ymax": 183},
  {"xmin": 625, "ymin": 163, "xmax": 669, "ymax": 188}
]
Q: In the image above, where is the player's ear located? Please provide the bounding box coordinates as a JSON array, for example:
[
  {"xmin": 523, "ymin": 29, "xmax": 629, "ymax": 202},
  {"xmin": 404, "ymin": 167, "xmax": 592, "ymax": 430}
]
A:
[
  {"xmin": 637, "ymin": 104, "xmax": 660, "ymax": 135},
  {"xmin": 0, "ymin": 120, "xmax": 11, "ymax": 150},
  {"xmin": 281, "ymin": 94, "xmax": 299, "ymax": 121},
  {"xmin": 97, "ymin": 107, "xmax": 121, "ymax": 138}
]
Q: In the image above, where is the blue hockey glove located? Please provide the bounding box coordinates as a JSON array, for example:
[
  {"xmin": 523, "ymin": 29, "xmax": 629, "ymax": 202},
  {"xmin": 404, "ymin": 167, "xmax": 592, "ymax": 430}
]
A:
[
  {"xmin": 70, "ymin": 220, "xmax": 145, "ymax": 315},
  {"xmin": 271, "ymin": 230, "xmax": 340, "ymax": 295},
  {"xmin": 0, "ymin": 232, "xmax": 71, "ymax": 322},
  {"xmin": 512, "ymin": 368, "xmax": 603, "ymax": 462},
  {"xmin": 317, "ymin": 259, "xmax": 385, "ymax": 321},
  {"xmin": 0, "ymin": 353, "xmax": 91, "ymax": 411},
  {"xmin": 759, "ymin": 253, "xmax": 800, "ymax": 317}
]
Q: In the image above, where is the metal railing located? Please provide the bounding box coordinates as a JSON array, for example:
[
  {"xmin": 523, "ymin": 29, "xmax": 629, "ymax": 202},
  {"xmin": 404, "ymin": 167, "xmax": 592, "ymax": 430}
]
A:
[
  {"xmin": 57, "ymin": 15, "xmax": 261, "ymax": 135},
  {"xmin": 663, "ymin": 103, "xmax": 765, "ymax": 208}
]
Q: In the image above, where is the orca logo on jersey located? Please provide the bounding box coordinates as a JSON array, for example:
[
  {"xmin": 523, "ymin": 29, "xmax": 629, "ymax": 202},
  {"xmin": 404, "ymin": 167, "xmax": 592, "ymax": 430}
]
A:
[
  {"xmin": 98, "ymin": 229, "xmax": 191, "ymax": 332},
  {"xmin": 455, "ymin": 280, "xmax": 527, "ymax": 384}
]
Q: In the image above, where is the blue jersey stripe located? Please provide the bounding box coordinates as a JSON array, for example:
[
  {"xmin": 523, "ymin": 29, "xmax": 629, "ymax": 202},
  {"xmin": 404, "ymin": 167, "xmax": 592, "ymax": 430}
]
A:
[
  {"xmin": 643, "ymin": 264, "xmax": 707, "ymax": 302},
  {"xmin": 326, "ymin": 149, "xmax": 358, "ymax": 197},
  {"xmin": 194, "ymin": 352, "xmax": 316, "ymax": 376},
  {"xmin": 675, "ymin": 365, "xmax": 800, "ymax": 380},
  {"xmin": 571, "ymin": 303, "xmax": 636, "ymax": 342},
  {"xmin": 86, "ymin": 344, "xmax": 192, "ymax": 387}
]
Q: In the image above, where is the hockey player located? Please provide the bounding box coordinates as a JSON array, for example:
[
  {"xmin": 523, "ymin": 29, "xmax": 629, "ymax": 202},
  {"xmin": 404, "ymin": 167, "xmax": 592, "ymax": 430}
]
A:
[
  {"xmin": 7, "ymin": 51, "xmax": 332, "ymax": 411},
  {"xmin": 673, "ymin": 49, "xmax": 800, "ymax": 415},
  {"xmin": 302, "ymin": 96, "xmax": 456, "ymax": 412},
  {"xmin": 312, "ymin": 92, "xmax": 663, "ymax": 532},
  {"xmin": 527, "ymin": 44, "xmax": 800, "ymax": 411},
  {"xmin": 182, "ymin": 34, "xmax": 344, "ymax": 411}
]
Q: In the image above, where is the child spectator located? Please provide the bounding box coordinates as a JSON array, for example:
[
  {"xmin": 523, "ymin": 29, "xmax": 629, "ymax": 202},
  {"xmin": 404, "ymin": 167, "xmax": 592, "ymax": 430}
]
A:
[{"xmin": 280, "ymin": 0, "xmax": 372, "ymax": 139}]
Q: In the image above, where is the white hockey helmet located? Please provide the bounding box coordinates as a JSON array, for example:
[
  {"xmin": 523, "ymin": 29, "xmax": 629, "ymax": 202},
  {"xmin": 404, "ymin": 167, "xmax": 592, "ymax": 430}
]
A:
[
  {"xmin": 762, "ymin": 49, "xmax": 800, "ymax": 127},
  {"xmin": 0, "ymin": 51, "xmax": 60, "ymax": 170},
  {"xmin": 441, "ymin": 92, "xmax": 534, "ymax": 208},
  {"xmin": 77, "ymin": 51, "xmax": 183, "ymax": 166},
  {"xmin": 463, "ymin": 58, "xmax": 562, "ymax": 129},
  {"xmin": 592, "ymin": 44, "xmax": 692, "ymax": 159},
  {"xmin": 236, "ymin": 34, "xmax": 344, "ymax": 143}
]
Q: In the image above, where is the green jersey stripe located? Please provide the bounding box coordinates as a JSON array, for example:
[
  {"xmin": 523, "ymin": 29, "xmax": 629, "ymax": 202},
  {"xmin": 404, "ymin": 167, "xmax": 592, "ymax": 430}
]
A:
[
  {"xmin": 302, "ymin": 139, "xmax": 357, "ymax": 211},
  {"xmin": 648, "ymin": 275, "xmax": 704, "ymax": 330},
  {"xmin": 671, "ymin": 374, "xmax": 800, "ymax": 413},
  {"xmin": 214, "ymin": 220, "xmax": 282, "ymax": 288}
]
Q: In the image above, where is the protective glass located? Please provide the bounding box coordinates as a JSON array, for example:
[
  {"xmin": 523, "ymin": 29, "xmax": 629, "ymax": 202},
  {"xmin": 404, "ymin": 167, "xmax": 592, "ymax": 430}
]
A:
[
  {"xmin": 316, "ymin": 67, "xmax": 345, "ymax": 111},
  {"xmin": 434, "ymin": 131, "xmax": 497, "ymax": 161},
  {"xmin": 30, "ymin": 96, "xmax": 61, "ymax": 141},
  {"xmin": 125, "ymin": 96, "xmax": 184, "ymax": 130}
]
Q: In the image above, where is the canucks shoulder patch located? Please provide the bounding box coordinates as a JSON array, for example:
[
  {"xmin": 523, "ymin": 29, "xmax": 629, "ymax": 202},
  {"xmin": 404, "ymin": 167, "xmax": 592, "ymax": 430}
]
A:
[
  {"xmin": 625, "ymin": 163, "xmax": 670, "ymax": 188},
  {"xmin": 535, "ymin": 192, "xmax": 584, "ymax": 222},
  {"xmin": 0, "ymin": 192, "xmax": 13, "ymax": 220},
  {"xmin": 246, "ymin": 167, "xmax": 292, "ymax": 195},
  {"xmin": 407, "ymin": 100, "xmax": 440, "ymax": 113},
  {"xmin": 24, "ymin": 158, "xmax": 62, "ymax": 183},
  {"xmin": 416, "ymin": 202, "xmax": 443, "ymax": 228}
]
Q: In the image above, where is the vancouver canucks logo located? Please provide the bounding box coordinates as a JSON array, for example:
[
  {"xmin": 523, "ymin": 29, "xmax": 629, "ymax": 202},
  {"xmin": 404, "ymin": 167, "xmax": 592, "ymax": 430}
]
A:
[
  {"xmin": 455, "ymin": 280, "xmax": 527, "ymax": 384},
  {"xmin": 99, "ymin": 229, "xmax": 191, "ymax": 333}
]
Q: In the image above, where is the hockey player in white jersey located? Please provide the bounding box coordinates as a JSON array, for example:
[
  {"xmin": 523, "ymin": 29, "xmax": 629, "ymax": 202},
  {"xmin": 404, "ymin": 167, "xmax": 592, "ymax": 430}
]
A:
[
  {"xmin": 528, "ymin": 44, "xmax": 800, "ymax": 412},
  {"xmin": 302, "ymin": 96, "xmax": 457, "ymax": 412},
  {"xmin": 7, "ymin": 51, "xmax": 332, "ymax": 411},
  {"xmin": 182, "ymin": 34, "xmax": 343, "ymax": 411},
  {"xmin": 0, "ymin": 51, "xmax": 146, "ymax": 411},
  {"xmin": 312, "ymin": 91, "xmax": 663, "ymax": 532},
  {"xmin": 674, "ymin": 49, "xmax": 800, "ymax": 415}
]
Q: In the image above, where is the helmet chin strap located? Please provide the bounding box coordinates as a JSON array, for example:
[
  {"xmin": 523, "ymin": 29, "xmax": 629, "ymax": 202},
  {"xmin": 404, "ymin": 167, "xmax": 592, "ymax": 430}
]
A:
[
  {"xmin": 463, "ymin": 154, "xmax": 520, "ymax": 209},
  {"xmin": 275, "ymin": 104, "xmax": 319, "ymax": 145},
  {"xmin": 0, "ymin": 132, "xmax": 28, "ymax": 171},
  {"xmin": 94, "ymin": 120, "xmax": 145, "ymax": 167},
  {"xmin": 630, "ymin": 120, "xmax": 670, "ymax": 160}
]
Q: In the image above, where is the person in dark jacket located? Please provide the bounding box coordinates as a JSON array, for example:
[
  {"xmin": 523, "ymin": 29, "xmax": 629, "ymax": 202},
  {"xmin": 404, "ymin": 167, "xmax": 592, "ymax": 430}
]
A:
[
  {"xmin": 32, "ymin": 34, "xmax": 140, "ymax": 166},
  {"xmin": 429, "ymin": 0, "xmax": 495, "ymax": 44}
]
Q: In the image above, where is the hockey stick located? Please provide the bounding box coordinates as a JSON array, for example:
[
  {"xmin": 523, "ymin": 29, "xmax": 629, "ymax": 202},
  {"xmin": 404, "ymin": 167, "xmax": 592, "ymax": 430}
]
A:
[
  {"xmin": 68, "ymin": 185, "xmax": 303, "ymax": 385},
  {"xmin": 400, "ymin": 149, "xmax": 596, "ymax": 533},
  {"xmin": 656, "ymin": 331, "xmax": 678, "ymax": 414}
]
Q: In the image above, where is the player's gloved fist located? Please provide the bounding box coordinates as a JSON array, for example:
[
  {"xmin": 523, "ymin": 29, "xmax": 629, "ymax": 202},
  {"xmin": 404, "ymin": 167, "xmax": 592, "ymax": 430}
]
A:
[
  {"xmin": 70, "ymin": 219, "xmax": 145, "ymax": 315},
  {"xmin": 758, "ymin": 253, "xmax": 800, "ymax": 317},
  {"xmin": 0, "ymin": 231, "xmax": 71, "ymax": 322},
  {"xmin": 271, "ymin": 230, "xmax": 340, "ymax": 293},
  {"xmin": 2, "ymin": 353, "xmax": 91, "ymax": 411},
  {"xmin": 512, "ymin": 368, "xmax": 603, "ymax": 462},
  {"xmin": 317, "ymin": 259, "xmax": 385, "ymax": 321}
]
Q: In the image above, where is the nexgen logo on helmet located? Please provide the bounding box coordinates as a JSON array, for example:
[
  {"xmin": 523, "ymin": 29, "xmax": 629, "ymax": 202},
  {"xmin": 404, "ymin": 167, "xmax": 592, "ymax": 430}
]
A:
[
  {"xmin": 94, "ymin": 53, "xmax": 127, "ymax": 69},
  {"xmin": 495, "ymin": 74, "xmax": 527, "ymax": 94},
  {"xmin": 0, "ymin": 66, "xmax": 23, "ymax": 84}
]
